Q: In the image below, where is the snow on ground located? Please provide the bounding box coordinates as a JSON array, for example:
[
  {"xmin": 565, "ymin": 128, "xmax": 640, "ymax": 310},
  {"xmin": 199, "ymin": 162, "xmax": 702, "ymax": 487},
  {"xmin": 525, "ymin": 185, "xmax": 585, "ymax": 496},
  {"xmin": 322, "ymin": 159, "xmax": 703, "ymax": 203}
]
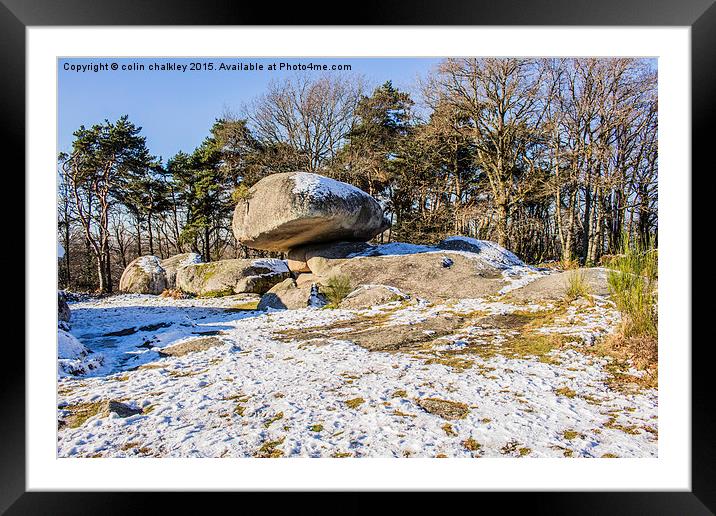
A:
[{"xmin": 57, "ymin": 291, "xmax": 657, "ymax": 459}]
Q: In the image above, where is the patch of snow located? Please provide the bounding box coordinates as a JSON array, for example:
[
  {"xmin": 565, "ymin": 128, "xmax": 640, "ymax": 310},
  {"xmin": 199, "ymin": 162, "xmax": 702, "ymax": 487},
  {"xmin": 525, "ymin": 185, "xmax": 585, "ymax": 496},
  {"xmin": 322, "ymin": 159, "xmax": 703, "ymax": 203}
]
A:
[
  {"xmin": 137, "ymin": 256, "xmax": 164, "ymax": 274},
  {"xmin": 251, "ymin": 258, "xmax": 289, "ymax": 274},
  {"xmin": 308, "ymin": 284, "xmax": 327, "ymax": 308},
  {"xmin": 291, "ymin": 172, "xmax": 369, "ymax": 200},
  {"xmin": 56, "ymin": 294, "xmax": 656, "ymax": 459},
  {"xmin": 58, "ymin": 329, "xmax": 104, "ymax": 377},
  {"xmin": 178, "ymin": 253, "xmax": 203, "ymax": 267},
  {"xmin": 442, "ymin": 236, "xmax": 526, "ymax": 268}
]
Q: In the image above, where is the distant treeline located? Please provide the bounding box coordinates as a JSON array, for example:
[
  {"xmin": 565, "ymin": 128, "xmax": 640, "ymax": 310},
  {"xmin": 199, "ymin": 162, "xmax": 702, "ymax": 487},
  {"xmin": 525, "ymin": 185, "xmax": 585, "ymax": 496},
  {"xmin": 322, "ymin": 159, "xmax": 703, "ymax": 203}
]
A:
[{"xmin": 58, "ymin": 58, "xmax": 657, "ymax": 293}]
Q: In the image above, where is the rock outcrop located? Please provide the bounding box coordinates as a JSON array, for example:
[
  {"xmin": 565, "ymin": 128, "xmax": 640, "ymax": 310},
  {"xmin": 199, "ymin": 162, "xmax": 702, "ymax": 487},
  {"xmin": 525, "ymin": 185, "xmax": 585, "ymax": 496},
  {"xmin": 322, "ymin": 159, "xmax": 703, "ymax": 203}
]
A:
[
  {"xmin": 232, "ymin": 172, "xmax": 389, "ymax": 252},
  {"xmin": 160, "ymin": 252, "xmax": 203, "ymax": 289},
  {"xmin": 175, "ymin": 258, "xmax": 290, "ymax": 297},
  {"xmin": 505, "ymin": 267, "xmax": 610, "ymax": 302},
  {"xmin": 119, "ymin": 256, "xmax": 168, "ymax": 295}
]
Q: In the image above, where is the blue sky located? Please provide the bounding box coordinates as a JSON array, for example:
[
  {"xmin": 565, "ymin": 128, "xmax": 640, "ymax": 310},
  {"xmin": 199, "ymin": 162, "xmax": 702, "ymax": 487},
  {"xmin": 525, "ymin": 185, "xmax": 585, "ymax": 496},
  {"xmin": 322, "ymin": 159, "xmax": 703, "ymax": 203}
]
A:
[{"xmin": 58, "ymin": 57, "xmax": 443, "ymax": 163}]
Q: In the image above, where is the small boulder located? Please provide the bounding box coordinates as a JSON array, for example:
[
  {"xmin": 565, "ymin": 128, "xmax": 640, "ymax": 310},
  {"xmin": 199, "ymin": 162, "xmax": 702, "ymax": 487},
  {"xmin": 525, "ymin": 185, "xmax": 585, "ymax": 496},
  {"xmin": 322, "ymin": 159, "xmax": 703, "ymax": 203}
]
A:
[
  {"xmin": 232, "ymin": 172, "xmax": 389, "ymax": 251},
  {"xmin": 161, "ymin": 252, "xmax": 203, "ymax": 288},
  {"xmin": 257, "ymin": 278, "xmax": 327, "ymax": 310},
  {"xmin": 339, "ymin": 285, "xmax": 408, "ymax": 309},
  {"xmin": 119, "ymin": 256, "xmax": 168, "ymax": 295},
  {"xmin": 101, "ymin": 400, "xmax": 143, "ymax": 418},
  {"xmin": 176, "ymin": 258, "xmax": 290, "ymax": 297}
]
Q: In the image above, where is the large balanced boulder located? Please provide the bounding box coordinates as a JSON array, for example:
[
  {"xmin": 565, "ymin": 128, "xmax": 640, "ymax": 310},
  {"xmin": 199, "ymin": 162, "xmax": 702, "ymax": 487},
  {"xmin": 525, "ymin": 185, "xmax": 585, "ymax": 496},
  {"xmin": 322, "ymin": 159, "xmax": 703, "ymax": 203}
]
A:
[
  {"xmin": 176, "ymin": 258, "xmax": 290, "ymax": 297},
  {"xmin": 232, "ymin": 172, "xmax": 389, "ymax": 252},
  {"xmin": 160, "ymin": 253, "xmax": 203, "ymax": 288},
  {"xmin": 119, "ymin": 256, "xmax": 168, "ymax": 295}
]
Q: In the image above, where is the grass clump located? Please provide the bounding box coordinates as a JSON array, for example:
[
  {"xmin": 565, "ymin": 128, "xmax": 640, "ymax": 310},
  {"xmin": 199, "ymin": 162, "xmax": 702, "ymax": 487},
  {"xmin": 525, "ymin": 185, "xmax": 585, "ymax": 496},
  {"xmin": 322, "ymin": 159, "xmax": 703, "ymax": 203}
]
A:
[
  {"xmin": 607, "ymin": 236, "xmax": 658, "ymax": 339},
  {"xmin": 442, "ymin": 423, "xmax": 457, "ymax": 437},
  {"xmin": 263, "ymin": 411, "xmax": 284, "ymax": 428},
  {"xmin": 604, "ymin": 236, "xmax": 658, "ymax": 378},
  {"xmin": 555, "ymin": 386, "xmax": 577, "ymax": 398},
  {"xmin": 462, "ymin": 438, "xmax": 482, "ymax": 451},
  {"xmin": 564, "ymin": 269, "xmax": 590, "ymax": 302},
  {"xmin": 309, "ymin": 424, "xmax": 324, "ymax": 432},
  {"xmin": 344, "ymin": 397, "xmax": 365, "ymax": 409},
  {"xmin": 322, "ymin": 274, "xmax": 353, "ymax": 308},
  {"xmin": 254, "ymin": 437, "xmax": 285, "ymax": 458}
]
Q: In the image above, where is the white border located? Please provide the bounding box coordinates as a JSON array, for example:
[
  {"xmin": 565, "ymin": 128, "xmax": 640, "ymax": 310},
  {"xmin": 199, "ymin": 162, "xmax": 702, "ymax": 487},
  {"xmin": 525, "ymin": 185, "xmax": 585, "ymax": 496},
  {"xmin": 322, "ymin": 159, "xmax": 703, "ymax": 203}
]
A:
[{"xmin": 27, "ymin": 27, "xmax": 691, "ymax": 491}]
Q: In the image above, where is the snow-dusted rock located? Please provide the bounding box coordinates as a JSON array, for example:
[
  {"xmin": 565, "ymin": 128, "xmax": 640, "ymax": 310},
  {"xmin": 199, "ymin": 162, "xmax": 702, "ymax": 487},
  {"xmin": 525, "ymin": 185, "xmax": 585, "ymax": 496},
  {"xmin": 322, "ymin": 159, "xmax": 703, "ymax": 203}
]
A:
[
  {"xmin": 232, "ymin": 172, "xmax": 390, "ymax": 252},
  {"xmin": 305, "ymin": 244, "xmax": 511, "ymax": 302},
  {"xmin": 161, "ymin": 252, "xmax": 203, "ymax": 289},
  {"xmin": 176, "ymin": 258, "xmax": 290, "ymax": 297},
  {"xmin": 58, "ymin": 329, "xmax": 104, "ymax": 377},
  {"xmin": 437, "ymin": 236, "xmax": 526, "ymax": 268},
  {"xmin": 119, "ymin": 255, "xmax": 168, "ymax": 295}
]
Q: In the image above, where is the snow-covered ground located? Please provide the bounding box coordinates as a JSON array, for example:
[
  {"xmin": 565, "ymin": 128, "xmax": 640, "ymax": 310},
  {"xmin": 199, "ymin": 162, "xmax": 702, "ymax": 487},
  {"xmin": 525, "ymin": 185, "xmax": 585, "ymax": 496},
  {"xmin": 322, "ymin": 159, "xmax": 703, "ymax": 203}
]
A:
[{"xmin": 57, "ymin": 291, "xmax": 657, "ymax": 458}]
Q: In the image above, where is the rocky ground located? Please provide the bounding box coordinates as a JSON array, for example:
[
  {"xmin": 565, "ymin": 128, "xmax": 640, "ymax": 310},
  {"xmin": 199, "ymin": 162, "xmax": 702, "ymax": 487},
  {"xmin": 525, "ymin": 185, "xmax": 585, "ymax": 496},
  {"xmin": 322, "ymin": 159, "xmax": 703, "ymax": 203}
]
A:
[{"xmin": 57, "ymin": 286, "xmax": 657, "ymax": 458}]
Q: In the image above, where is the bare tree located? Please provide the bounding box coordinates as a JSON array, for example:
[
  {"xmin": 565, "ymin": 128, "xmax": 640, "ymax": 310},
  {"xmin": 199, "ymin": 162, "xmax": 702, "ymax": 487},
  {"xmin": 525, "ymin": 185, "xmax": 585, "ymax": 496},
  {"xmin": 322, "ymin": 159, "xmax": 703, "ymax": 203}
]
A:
[{"xmin": 246, "ymin": 73, "xmax": 364, "ymax": 172}]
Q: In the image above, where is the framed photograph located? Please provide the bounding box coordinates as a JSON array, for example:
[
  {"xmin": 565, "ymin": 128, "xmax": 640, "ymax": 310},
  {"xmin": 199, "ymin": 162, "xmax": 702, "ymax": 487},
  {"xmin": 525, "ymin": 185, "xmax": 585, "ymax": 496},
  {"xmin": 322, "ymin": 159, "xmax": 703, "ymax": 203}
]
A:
[{"xmin": 6, "ymin": 0, "xmax": 713, "ymax": 512}]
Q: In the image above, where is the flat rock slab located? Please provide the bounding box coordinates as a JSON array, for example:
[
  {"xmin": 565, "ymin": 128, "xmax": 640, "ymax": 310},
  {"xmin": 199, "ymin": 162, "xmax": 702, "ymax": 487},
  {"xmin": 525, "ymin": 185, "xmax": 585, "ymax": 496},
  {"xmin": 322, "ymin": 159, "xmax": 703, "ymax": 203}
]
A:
[
  {"xmin": 232, "ymin": 172, "xmax": 389, "ymax": 251},
  {"xmin": 507, "ymin": 267, "xmax": 610, "ymax": 302},
  {"xmin": 308, "ymin": 252, "xmax": 507, "ymax": 302},
  {"xmin": 158, "ymin": 336, "xmax": 224, "ymax": 357}
]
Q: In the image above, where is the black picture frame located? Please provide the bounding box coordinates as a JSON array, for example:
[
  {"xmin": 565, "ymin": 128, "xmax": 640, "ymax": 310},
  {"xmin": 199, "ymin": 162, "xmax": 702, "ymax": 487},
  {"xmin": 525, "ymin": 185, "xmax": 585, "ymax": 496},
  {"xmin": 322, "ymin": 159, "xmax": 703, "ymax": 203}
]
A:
[{"xmin": 4, "ymin": 0, "xmax": 713, "ymax": 513}]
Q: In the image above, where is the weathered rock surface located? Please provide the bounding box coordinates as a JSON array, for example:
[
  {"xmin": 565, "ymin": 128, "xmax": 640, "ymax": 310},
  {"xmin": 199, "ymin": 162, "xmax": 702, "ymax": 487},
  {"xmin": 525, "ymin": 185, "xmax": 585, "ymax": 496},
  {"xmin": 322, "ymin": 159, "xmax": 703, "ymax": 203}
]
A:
[
  {"xmin": 176, "ymin": 258, "xmax": 290, "ymax": 296},
  {"xmin": 119, "ymin": 256, "xmax": 168, "ymax": 295},
  {"xmin": 257, "ymin": 278, "xmax": 327, "ymax": 310},
  {"xmin": 158, "ymin": 336, "xmax": 224, "ymax": 357},
  {"xmin": 289, "ymin": 241, "xmax": 372, "ymax": 273},
  {"xmin": 307, "ymin": 251, "xmax": 507, "ymax": 302},
  {"xmin": 339, "ymin": 285, "xmax": 407, "ymax": 309},
  {"xmin": 161, "ymin": 253, "xmax": 203, "ymax": 288},
  {"xmin": 506, "ymin": 267, "xmax": 610, "ymax": 302},
  {"xmin": 232, "ymin": 172, "xmax": 389, "ymax": 251}
]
